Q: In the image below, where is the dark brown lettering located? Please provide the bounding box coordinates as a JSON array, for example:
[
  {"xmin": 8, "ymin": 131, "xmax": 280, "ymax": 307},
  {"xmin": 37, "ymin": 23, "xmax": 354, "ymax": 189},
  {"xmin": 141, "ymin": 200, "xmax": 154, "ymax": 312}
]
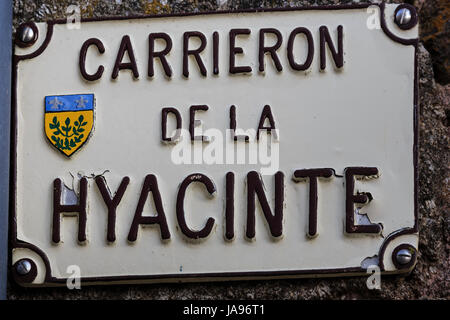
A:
[
  {"xmin": 176, "ymin": 174, "xmax": 216, "ymax": 240},
  {"xmin": 161, "ymin": 107, "xmax": 182, "ymax": 142},
  {"xmin": 229, "ymin": 29, "xmax": 252, "ymax": 74},
  {"xmin": 259, "ymin": 28, "xmax": 283, "ymax": 72},
  {"xmin": 246, "ymin": 171, "xmax": 284, "ymax": 239},
  {"xmin": 52, "ymin": 178, "xmax": 88, "ymax": 244},
  {"xmin": 79, "ymin": 38, "xmax": 105, "ymax": 81},
  {"xmin": 225, "ymin": 172, "xmax": 235, "ymax": 241},
  {"xmin": 319, "ymin": 25, "xmax": 344, "ymax": 70},
  {"xmin": 287, "ymin": 27, "xmax": 314, "ymax": 71},
  {"xmin": 127, "ymin": 174, "xmax": 171, "ymax": 241},
  {"xmin": 213, "ymin": 31, "xmax": 219, "ymax": 75},
  {"xmin": 112, "ymin": 35, "xmax": 139, "ymax": 79},
  {"xmin": 148, "ymin": 33, "xmax": 173, "ymax": 78},
  {"xmin": 183, "ymin": 31, "xmax": 207, "ymax": 77},
  {"xmin": 257, "ymin": 105, "xmax": 277, "ymax": 140},
  {"xmin": 189, "ymin": 105, "xmax": 209, "ymax": 142},
  {"xmin": 345, "ymin": 167, "xmax": 382, "ymax": 234},
  {"xmin": 230, "ymin": 105, "xmax": 250, "ymax": 142},
  {"xmin": 95, "ymin": 176, "xmax": 130, "ymax": 242},
  {"xmin": 293, "ymin": 168, "xmax": 334, "ymax": 238}
]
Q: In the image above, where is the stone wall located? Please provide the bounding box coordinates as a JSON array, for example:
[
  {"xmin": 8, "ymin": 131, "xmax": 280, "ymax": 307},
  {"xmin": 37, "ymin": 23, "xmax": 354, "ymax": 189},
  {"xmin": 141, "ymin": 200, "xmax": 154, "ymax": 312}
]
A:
[{"xmin": 8, "ymin": 0, "xmax": 449, "ymax": 299}]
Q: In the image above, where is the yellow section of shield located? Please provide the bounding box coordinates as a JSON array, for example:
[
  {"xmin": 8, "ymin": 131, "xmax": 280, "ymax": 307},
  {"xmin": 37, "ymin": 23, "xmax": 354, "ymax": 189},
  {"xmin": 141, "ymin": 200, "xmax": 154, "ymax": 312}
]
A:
[{"xmin": 44, "ymin": 110, "xmax": 94, "ymax": 157}]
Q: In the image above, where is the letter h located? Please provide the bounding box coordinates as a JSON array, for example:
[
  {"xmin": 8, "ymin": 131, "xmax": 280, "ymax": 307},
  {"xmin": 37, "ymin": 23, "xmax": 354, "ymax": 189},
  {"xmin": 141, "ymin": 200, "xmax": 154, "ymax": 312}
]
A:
[{"xmin": 52, "ymin": 178, "xmax": 88, "ymax": 243}]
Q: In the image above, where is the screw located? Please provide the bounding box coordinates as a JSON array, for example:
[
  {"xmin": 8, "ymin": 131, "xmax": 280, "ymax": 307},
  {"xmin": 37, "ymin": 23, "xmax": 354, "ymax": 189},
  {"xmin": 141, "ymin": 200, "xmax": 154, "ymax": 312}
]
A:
[
  {"xmin": 395, "ymin": 7, "xmax": 412, "ymax": 27},
  {"xmin": 19, "ymin": 25, "xmax": 35, "ymax": 44},
  {"xmin": 396, "ymin": 249, "xmax": 412, "ymax": 265},
  {"xmin": 15, "ymin": 259, "xmax": 32, "ymax": 275}
]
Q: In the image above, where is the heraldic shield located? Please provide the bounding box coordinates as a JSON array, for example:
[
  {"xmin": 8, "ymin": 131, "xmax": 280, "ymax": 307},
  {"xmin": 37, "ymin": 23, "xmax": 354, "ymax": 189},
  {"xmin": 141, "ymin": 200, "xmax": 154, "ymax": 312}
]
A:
[{"xmin": 44, "ymin": 94, "xmax": 94, "ymax": 157}]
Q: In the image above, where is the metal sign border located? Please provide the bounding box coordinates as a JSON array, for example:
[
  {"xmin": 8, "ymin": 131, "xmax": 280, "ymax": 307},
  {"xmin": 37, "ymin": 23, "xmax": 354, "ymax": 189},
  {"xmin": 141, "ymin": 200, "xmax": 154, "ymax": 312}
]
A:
[{"xmin": 10, "ymin": 3, "xmax": 419, "ymax": 286}]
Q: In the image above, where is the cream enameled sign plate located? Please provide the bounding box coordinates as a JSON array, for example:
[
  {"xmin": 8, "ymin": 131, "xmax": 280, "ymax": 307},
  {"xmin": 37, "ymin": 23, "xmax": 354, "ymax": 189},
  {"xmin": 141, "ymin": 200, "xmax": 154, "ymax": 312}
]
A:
[{"xmin": 12, "ymin": 4, "xmax": 419, "ymax": 286}]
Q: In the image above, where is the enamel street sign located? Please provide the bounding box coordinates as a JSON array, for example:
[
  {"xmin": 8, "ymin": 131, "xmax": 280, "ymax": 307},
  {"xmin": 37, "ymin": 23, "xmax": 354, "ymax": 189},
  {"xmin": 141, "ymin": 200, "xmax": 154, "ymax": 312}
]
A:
[{"xmin": 12, "ymin": 4, "xmax": 419, "ymax": 286}]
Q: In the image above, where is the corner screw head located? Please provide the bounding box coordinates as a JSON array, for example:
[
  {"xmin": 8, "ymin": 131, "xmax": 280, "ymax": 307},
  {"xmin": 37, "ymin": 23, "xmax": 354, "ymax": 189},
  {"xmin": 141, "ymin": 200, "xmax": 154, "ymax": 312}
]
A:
[
  {"xmin": 19, "ymin": 25, "xmax": 35, "ymax": 44},
  {"xmin": 396, "ymin": 249, "xmax": 413, "ymax": 265},
  {"xmin": 15, "ymin": 259, "xmax": 32, "ymax": 275},
  {"xmin": 393, "ymin": 4, "xmax": 418, "ymax": 31},
  {"xmin": 395, "ymin": 7, "xmax": 412, "ymax": 26},
  {"xmin": 16, "ymin": 23, "xmax": 39, "ymax": 48}
]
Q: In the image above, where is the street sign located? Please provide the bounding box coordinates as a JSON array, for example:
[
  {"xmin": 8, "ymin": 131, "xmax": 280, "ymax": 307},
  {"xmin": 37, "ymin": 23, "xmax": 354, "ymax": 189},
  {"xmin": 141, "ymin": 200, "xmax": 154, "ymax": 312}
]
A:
[{"xmin": 11, "ymin": 3, "xmax": 419, "ymax": 286}]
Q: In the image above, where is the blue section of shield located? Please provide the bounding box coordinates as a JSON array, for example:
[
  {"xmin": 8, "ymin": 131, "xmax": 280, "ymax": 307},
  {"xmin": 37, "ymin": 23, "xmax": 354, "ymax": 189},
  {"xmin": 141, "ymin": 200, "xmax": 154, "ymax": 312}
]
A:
[{"xmin": 45, "ymin": 94, "xmax": 94, "ymax": 112}]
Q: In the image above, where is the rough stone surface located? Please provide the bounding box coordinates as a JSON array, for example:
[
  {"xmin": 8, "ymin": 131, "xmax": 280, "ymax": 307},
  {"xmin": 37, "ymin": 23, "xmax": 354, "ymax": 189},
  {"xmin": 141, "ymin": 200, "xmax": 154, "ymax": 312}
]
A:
[
  {"xmin": 416, "ymin": 0, "xmax": 449, "ymax": 85},
  {"xmin": 8, "ymin": 0, "xmax": 449, "ymax": 299}
]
